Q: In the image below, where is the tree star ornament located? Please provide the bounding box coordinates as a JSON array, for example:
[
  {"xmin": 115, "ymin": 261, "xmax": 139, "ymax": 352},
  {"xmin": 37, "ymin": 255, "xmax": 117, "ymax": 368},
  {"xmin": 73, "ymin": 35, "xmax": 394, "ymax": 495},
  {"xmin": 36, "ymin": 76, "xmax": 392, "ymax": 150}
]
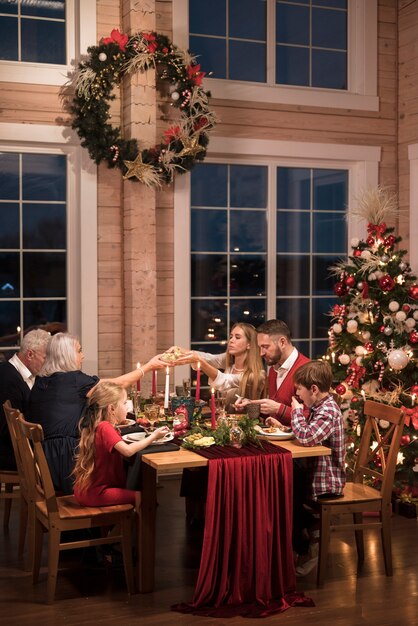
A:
[{"xmin": 69, "ymin": 29, "xmax": 216, "ymax": 188}]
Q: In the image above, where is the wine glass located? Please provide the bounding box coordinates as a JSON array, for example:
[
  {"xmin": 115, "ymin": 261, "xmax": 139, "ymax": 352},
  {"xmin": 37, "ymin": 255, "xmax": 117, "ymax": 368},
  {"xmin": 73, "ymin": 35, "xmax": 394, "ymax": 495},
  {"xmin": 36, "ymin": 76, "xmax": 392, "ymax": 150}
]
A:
[{"xmin": 182, "ymin": 378, "xmax": 191, "ymax": 397}]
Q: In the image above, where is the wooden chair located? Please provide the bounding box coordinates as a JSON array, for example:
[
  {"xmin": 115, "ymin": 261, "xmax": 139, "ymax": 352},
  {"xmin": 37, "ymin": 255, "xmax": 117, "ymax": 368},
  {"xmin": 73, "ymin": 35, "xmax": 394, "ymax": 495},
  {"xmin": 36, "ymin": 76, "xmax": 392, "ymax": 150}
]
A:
[
  {"xmin": 317, "ymin": 399, "xmax": 405, "ymax": 586},
  {"xmin": 17, "ymin": 414, "xmax": 136, "ymax": 603},
  {"xmin": 0, "ymin": 401, "xmax": 20, "ymax": 530},
  {"xmin": 3, "ymin": 400, "xmax": 34, "ymax": 570}
]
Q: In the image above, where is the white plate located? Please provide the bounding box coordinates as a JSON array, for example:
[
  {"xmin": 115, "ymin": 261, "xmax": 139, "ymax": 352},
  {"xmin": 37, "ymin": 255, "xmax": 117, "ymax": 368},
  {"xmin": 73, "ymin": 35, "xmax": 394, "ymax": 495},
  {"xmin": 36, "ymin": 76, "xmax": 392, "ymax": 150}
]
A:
[
  {"xmin": 256, "ymin": 428, "xmax": 295, "ymax": 441},
  {"xmin": 118, "ymin": 418, "xmax": 136, "ymax": 428},
  {"xmin": 122, "ymin": 432, "xmax": 147, "ymax": 442},
  {"xmin": 150, "ymin": 432, "xmax": 174, "ymax": 445}
]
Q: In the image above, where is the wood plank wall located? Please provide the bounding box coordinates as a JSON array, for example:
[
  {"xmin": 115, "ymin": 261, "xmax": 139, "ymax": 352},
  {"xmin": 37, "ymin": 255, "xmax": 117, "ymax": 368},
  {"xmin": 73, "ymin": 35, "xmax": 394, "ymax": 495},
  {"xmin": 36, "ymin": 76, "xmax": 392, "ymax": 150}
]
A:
[{"xmin": 0, "ymin": 1, "xmax": 407, "ymax": 377}]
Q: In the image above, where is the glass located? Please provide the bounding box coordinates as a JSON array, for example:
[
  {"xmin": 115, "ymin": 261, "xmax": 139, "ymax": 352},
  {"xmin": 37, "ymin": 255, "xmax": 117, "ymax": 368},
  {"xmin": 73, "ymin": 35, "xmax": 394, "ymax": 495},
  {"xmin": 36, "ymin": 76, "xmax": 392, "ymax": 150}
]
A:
[
  {"xmin": 277, "ymin": 168, "xmax": 311, "ymax": 210},
  {"xmin": 276, "ymin": 298, "xmax": 310, "ymax": 338},
  {"xmin": 191, "ymin": 300, "xmax": 227, "ymax": 343},
  {"xmin": 230, "ymin": 165, "xmax": 268, "ymax": 208},
  {"xmin": 229, "ymin": 0, "xmax": 266, "ymax": 40},
  {"xmin": 189, "ymin": 0, "xmax": 226, "ymax": 36},
  {"xmin": 229, "ymin": 41, "xmax": 266, "ymax": 83},
  {"xmin": 276, "ymin": 45, "xmax": 309, "ymax": 86},
  {"xmin": 215, "ymin": 391, "xmax": 226, "ymax": 418},
  {"xmin": 182, "ymin": 378, "xmax": 191, "ymax": 396},
  {"xmin": 0, "ymin": 17, "xmax": 18, "ymax": 60},
  {"xmin": 191, "ymin": 209, "xmax": 227, "ymax": 252},
  {"xmin": 22, "ymin": 154, "xmax": 66, "ymax": 201},
  {"xmin": 23, "ymin": 252, "xmax": 66, "ymax": 297},
  {"xmin": 144, "ymin": 404, "xmax": 161, "ymax": 427},
  {"xmin": 230, "ymin": 210, "xmax": 267, "ymax": 252},
  {"xmin": 0, "ymin": 252, "xmax": 20, "ymax": 298},
  {"xmin": 230, "ymin": 255, "xmax": 266, "ymax": 297},
  {"xmin": 229, "ymin": 299, "xmax": 266, "ymax": 328},
  {"xmin": 21, "ymin": 0, "xmax": 65, "ymax": 18},
  {"xmin": 312, "ymin": 8, "xmax": 347, "ymax": 50},
  {"xmin": 229, "ymin": 420, "xmax": 244, "ymax": 448},
  {"xmin": 23, "ymin": 300, "xmax": 66, "ymax": 331},
  {"xmin": 191, "ymin": 163, "xmax": 228, "ymax": 207},
  {"xmin": 312, "ymin": 49, "xmax": 347, "ymax": 90},
  {"xmin": 276, "ymin": 255, "xmax": 310, "ymax": 296},
  {"xmin": 191, "ymin": 254, "xmax": 227, "ymax": 297},
  {"xmin": 313, "ymin": 169, "xmax": 348, "ymax": 211},
  {"xmin": 21, "ymin": 18, "xmax": 66, "ymax": 64},
  {"xmin": 0, "ymin": 204, "xmax": 19, "ymax": 248},
  {"xmin": 0, "ymin": 301, "xmax": 20, "ymax": 346},
  {"xmin": 313, "ymin": 213, "xmax": 346, "ymax": 253},
  {"xmin": 189, "ymin": 35, "xmax": 226, "ymax": 80},
  {"xmin": 0, "ymin": 153, "xmax": 19, "ymax": 199},
  {"xmin": 277, "ymin": 211, "xmax": 310, "ymax": 253},
  {"xmin": 23, "ymin": 203, "xmax": 66, "ymax": 249},
  {"xmin": 276, "ymin": 3, "xmax": 309, "ymax": 45}
]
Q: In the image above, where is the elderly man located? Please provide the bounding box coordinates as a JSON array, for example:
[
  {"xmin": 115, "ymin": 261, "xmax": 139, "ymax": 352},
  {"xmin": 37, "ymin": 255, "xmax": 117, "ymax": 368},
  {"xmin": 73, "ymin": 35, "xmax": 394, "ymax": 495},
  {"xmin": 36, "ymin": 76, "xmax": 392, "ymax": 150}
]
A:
[
  {"xmin": 236, "ymin": 319, "xmax": 309, "ymax": 425},
  {"xmin": 0, "ymin": 328, "xmax": 50, "ymax": 469}
]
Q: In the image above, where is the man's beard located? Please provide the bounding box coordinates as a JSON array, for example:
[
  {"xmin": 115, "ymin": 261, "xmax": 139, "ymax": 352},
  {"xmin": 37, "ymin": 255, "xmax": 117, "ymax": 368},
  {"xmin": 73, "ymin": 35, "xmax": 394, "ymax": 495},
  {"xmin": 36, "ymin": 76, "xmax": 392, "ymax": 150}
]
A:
[{"xmin": 264, "ymin": 347, "xmax": 282, "ymax": 367}]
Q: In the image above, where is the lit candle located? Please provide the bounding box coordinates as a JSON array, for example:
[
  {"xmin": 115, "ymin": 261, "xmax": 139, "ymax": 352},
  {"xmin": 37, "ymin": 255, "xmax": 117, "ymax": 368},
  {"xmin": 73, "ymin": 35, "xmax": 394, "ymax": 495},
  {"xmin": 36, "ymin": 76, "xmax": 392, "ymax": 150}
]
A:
[
  {"xmin": 196, "ymin": 361, "xmax": 201, "ymax": 402},
  {"xmin": 136, "ymin": 362, "xmax": 141, "ymax": 392},
  {"xmin": 211, "ymin": 387, "xmax": 216, "ymax": 429},
  {"xmin": 331, "ymin": 351, "xmax": 336, "ymax": 364},
  {"xmin": 412, "ymin": 394, "xmax": 416, "ymax": 407},
  {"xmin": 361, "ymin": 390, "xmax": 366, "ymax": 401},
  {"xmin": 164, "ymin": 366, "xmax": 170, "ymax": 409},
  {"xmin": 152, "ymin": 370, "xmax": 157, "ymax": 396}
]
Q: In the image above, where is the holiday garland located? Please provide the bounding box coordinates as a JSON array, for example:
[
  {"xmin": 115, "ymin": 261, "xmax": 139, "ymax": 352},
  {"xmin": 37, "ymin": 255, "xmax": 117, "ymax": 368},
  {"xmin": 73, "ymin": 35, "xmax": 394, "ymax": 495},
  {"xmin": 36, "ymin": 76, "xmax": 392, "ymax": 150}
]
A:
[{"xmin": 70, "ymin": 29, "xmax": 216, "ymax": 188}]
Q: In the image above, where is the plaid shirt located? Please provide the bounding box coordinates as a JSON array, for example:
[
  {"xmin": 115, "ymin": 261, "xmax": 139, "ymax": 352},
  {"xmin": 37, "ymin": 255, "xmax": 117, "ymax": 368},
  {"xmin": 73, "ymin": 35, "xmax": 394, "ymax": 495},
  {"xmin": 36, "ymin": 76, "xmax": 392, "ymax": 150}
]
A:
[{"xmin": 291, "ymin": 394, "xmax": 346, "ymax": 499}]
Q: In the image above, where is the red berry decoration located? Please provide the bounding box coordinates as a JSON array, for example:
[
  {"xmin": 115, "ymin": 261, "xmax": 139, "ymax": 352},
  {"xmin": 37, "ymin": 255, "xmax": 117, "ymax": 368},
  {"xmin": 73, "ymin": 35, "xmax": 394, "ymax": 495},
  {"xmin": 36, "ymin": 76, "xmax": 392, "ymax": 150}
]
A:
[
  {"xmin": 384, "ymin": 235, "xmax": 396, "ymax": 248},
  {"xmin": 335, "ymin": 383, "xmax": 346, "ymax": 396},
  {"xmin": 410, "ymin": 384, "xmax": 418, "ymax": 395},
  {"xmin": 345, "ymin": 275, "xmax": 356, "ymax": 288},
  {"xmin": 402, "ymin": 304, "xmax": 411, "ymax": 313},
  {"xmin": 353, "ymin": 249, "xmax": 362, "ymax": 257},
  {"xmin": 401, "ymin": 435, "xmax": 411, "ymax": 445},
  {"xmin": 364, "ymin": 342, "xmax": 374, "ymax": 352},
  {"xmin": 366, "ymin": 235, "xmax": 375, "ymax": 246},
  {"xmin": 334, "ymin": 282, "xmax": 348, "ymax": 297},
  {"xmin": 408, "ymin": 284, "xmax": 418, "ymax": 300},
  {"xmin": 379, "ymin": 274, "xmax": 395, "ymax": 292}
]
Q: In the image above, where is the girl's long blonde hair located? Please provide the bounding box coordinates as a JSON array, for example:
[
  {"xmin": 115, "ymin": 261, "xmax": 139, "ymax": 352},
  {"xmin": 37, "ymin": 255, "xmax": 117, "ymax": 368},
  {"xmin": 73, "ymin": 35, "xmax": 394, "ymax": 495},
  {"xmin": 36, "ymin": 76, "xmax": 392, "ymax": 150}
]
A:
[
  {"xmin": 73, "ymin": 381, "xmax": 124, "ymax": 493},
  {"xmin": 225, "ymin": 323, "xmax": 264, "ymax": 400}
]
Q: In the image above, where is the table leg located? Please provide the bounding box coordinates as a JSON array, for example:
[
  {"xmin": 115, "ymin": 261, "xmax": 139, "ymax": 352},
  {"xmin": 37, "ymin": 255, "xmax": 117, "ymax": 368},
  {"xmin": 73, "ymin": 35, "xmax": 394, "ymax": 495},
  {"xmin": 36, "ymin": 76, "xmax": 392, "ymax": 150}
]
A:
[{"xmin": 138, "ymin": 463, "xmax": 157, "ymax": 592}]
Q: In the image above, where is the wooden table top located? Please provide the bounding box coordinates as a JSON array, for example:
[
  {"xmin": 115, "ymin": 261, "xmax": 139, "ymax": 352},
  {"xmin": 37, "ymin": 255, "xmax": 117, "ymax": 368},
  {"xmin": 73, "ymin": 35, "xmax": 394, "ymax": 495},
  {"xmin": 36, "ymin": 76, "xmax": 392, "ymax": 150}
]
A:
[{"xmin": 141, "ymin": 439, "xmax": 331, "ymax": 474}]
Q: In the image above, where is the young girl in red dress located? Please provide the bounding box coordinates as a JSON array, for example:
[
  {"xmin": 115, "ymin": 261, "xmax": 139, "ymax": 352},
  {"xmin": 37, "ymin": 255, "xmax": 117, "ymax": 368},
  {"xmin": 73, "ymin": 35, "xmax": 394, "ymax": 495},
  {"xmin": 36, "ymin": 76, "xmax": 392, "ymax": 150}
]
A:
[{"xmin": 73, "ymin": 381, "xmax": 168, "ymax": 510}]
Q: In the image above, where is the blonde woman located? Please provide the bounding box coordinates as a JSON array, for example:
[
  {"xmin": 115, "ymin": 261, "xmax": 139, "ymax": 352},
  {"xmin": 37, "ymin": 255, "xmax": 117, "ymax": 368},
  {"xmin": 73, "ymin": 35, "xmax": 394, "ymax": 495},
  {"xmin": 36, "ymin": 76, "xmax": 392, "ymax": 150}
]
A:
[{"xmin": 73, "ymin": 382, "xmax": 168, "ymax": 509}]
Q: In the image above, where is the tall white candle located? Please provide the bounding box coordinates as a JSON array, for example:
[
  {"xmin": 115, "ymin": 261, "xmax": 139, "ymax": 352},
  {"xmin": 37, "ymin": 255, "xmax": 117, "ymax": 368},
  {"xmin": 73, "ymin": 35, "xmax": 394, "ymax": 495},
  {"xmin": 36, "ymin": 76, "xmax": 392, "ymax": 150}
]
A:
[{"xmin": 164, "ymin": 366, "xmax": 170, "ymax": 409}]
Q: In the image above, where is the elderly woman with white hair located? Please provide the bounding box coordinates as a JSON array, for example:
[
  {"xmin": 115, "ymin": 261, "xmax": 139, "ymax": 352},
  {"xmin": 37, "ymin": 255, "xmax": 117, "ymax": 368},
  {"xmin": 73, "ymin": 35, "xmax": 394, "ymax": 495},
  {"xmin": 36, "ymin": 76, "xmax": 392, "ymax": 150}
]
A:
[{"xmin": 28, "ymin": 332, "xmax": 166, "ymax": 494}]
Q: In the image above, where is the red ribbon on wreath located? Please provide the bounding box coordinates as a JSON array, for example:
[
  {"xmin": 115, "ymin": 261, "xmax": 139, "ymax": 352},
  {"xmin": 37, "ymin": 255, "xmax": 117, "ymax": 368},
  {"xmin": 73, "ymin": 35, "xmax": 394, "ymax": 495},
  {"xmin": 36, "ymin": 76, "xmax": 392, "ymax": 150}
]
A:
[
  {"xmin": 345, "ymin": 362, "xmax": 366, "ymax": 389},
  {"xmin": 401, "ymin": 406, "xmax": 418, "ymax": 430}
]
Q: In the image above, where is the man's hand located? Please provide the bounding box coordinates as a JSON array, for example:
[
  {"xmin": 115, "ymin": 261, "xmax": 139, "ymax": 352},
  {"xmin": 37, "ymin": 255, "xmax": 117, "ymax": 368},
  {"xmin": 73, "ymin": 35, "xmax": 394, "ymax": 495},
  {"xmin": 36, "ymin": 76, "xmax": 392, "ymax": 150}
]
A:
[{"xmin": 245, "ymin": 398, "xmax": 282, "ymax": 415}]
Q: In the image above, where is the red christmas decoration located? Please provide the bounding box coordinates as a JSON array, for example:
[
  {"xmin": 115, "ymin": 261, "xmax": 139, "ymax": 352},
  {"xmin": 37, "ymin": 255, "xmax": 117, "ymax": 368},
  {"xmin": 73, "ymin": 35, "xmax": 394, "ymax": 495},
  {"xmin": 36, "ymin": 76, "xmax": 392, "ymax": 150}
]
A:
[
  {"xmin": 408, "ymin": 284, "xmax": 418, "ymax": 300},
  {"xmin": 364, "ymin": 342, "xmax": 374, "ymax": 352},
  {"xmin": 334, "ymin": 282, "xmax": 348, "ymax": 297},
  {"xmin": 345, "ymin": 275, "xmax": 356, "ymax": 288},
  {"xmin": 353, "ymin": 249, "xmax": 362, "ymax": 257},
  {"xmin": 384, "ymin": 235, "xmax": 396, "ymax": 248},
  {"xmin": 366, "ymin": 235, "xmax": 375, "ymax": 247},
  {"xmin": 335, "ymin": 383, "xmax": 347, "ymax": 396},
  {"xmin": 409, "ymin": 330, "xmax": 418, "ymax": 344},
  {"xmin": 401, "ymin": 435, "xmax": 411, "ymax": 445},
  {"xmin": 410, "ymin": 384, "xmax": 418, "ymax": 395},
  {"xmin": 379, "ymin": 274, "xmax": 395, "ymax": 291},
  {"xmin": 402, "ymin": 304, "xmax": 411, "ymax": 313}
]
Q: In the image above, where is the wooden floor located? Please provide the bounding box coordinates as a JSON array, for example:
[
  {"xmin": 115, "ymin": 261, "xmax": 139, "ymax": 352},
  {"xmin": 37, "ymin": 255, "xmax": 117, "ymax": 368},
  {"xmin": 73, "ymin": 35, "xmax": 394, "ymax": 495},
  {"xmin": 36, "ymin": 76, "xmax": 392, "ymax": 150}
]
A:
[{"xmin": 1, "ymin": 476, "xmax": 417, "ymax": 625}]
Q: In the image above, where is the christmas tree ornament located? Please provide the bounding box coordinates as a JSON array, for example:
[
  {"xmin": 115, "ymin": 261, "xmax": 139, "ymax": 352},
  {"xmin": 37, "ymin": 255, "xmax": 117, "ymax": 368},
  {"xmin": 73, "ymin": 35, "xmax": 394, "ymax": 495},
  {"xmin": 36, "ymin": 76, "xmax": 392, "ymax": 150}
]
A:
[
  {"xmin": 384, "ymin": 235, "xmax": 396, "ymax": 247},
  {"xmin": 395, "ymin": 310, "xmax": 407, "ymax": 322},
  {"xmin": 361, "ymin": 250, "xmax": 371, "ymax": 259},
  {"xmin": 401, "ymin": 435, "xmax": 411, "ymax": 445},
  {"xmin": 389, "ymin": 300, "xmax": 400, "ymax": 312},
  {"xmin": 345, "ymin": 275, "xmax": 356, "ymax": 287},
  {"xmin": 408, "ymin": 284, "xmax": 418, "ymax": 300},
  {"xmin": 334, "ymin": 282, "xmax": 348, "ymax": 296},
  {"xmin": 351, "ymin": 238, "xmax": 360, "ymax": 247},
  {"xmin": 399, "ymin": 262, "xmax": 407, "ymax": 271},
  {"xmin": 366, "ymin": 235, "xmax": 375, "ymax": 246},
  {"xmin": 338, "ymin": 354, "xmax": 350, "ymax": 365},
  {"xmin": 409, "ymin": 330, "xmax": 418, "ymax": 343},
  {"xmin": 364, "ymin": 342, "xmax": 374, "ymax": 352},
  {"xmin": 376, "ymin": 341, "xmax": 387, "ymax": 351},
  {"xmin": 335, "ymin": 383, "xmax": 347, "ymax": 396},
  {"xmin": 379, "ymin": 419, "xmax": 390, "ymax": 429},
  {"xmin": 362, "ymin": 330, "xmax": 371, "ymax": 341},
  {"xmin": 98, "ymin": 52, "xmax": 107, "ymax": 61},
  {"xmin": 368, "ymin": 272, "xmax": 377, "ymax": 281},
  {"xmin": 347, "ymin": 320, "xmax": 358, "ymax": 333},
  {"xmin": 410, "ymin": 385, "xmax": 418, "ymax": 395},
  {"xmin": 379, "ymin": 275, "xmax": 395, "ymax": 291},
  {"xmin": 387, "ymin": 349, "xmax": 409, "ymax": 370},
  {"xmin": 384, "ymin": 326, "xmax": 393, "ymax": 336},
  {"xmin": 355, "ymin": 345, "xmax": 365, "ymax": 356},
  {"xmin": 381, "ymin": 254, "xmax": 390, "ymax": 263},
  {"xmin": 405, "ymin": 318, "xmax": 416, "ymax": 329},
  {"xmin": 353, "ymin": 249, "xmax": 362, "ymax": 257},
  {"xmin": 332, "ymin": 323, "xmax": 343, "ymax": 334},
  {"xmin": 402, "ymin": 304, "xmax": 411, "ymax": 312},
  {"xmin": 357, "ymin": 281, "xmax": 364, "ymax": 290},
  {"xmin": 414, "ymin": 311, "xmax": 418, "ymax": 321}
]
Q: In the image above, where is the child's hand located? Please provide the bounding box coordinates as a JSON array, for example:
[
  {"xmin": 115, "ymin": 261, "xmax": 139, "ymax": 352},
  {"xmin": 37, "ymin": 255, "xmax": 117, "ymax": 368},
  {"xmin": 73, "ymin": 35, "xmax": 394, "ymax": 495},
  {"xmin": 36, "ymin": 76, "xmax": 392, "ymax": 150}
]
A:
[
  {"xmin": 265, "ymin": 416, "xmax": 280, "ymax": 428},
  {"xmin": 152, "ymin": 426, "xmax": 170, "ymax": 440},
  {"xmin": 291, "ymin": 396, "xmax": 303, "ymax": 410}
]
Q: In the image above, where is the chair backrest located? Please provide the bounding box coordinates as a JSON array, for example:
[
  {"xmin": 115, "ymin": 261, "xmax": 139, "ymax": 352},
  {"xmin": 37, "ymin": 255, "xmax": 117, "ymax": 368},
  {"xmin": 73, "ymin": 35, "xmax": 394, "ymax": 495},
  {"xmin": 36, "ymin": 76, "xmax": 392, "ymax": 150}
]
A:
[
  {"xmin": 3, "ymin": 401, "xmax": 26, "ymax": 488},
  {"xmin": 17, "ymin": 416, "xmax": 60, "ymax": 516},
  {"xmin": 354, "ymin": 400, "xmax": 405, "ymax": 503}
]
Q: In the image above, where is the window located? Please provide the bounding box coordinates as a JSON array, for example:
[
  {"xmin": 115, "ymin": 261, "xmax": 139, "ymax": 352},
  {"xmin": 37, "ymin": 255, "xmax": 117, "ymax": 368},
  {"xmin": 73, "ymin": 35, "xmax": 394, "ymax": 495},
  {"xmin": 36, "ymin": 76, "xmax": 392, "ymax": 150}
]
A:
[
  {"xmin": 0, "ymin": 0, "xmax": 66, "ymax": 64},
  {"xmin": 188, "ymin": 162, "xmax": 346, "ymax": 360},
  {"xmin": 174, "ymin": 0, "xmax": 378, "ymax": 111},
  {"xmin": 0, "ymin": 151, "xmax": 67, "ymax": 357},
  {"xmin": 173, "ymin": 137, "xmax": 380, "ymax": 386}
]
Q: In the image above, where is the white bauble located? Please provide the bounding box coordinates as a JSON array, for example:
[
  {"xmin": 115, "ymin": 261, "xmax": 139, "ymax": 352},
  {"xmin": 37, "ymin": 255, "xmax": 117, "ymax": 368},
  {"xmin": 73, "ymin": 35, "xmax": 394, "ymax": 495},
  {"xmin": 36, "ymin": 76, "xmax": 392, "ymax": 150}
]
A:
[
  {"xmin": 395, "ymin": 310, "xmax": 407, "ymax": 322},
  {"xmin": 405, "ymin": 318, "xmax": 416, "ymax": 329},
  {"xmin": 355, "ymin": 345, "xmax": 365, "ymax": 356},
  {"xmin": 355, "ymin": 356, "xmax": 363, "ymax": 366},
  {"xmin": 351, "ymin": 238, "xmax": 360, "ymax": 248},
  {"xmin": 338, "ymin": 354, "xmax": 350, "ymax": 365},
  {"xmin": 361, "ymin": 250, "xmax": 371, "ymax": 259},
  {"xmin": 346, "ymin": 320, "xmax": 358, "ymax": 333},
  {"xmin": 374, "ymin": 271, "xmax": 384, "ymax": 279},
  {"xmin": 98, "ymin": 52, "xmax": 107, "ymax": 62},
  {"xmin": 362, "ymin": 330, "xmax": 371, "ymax": 341},
  {"xmin": 379, "ymin": 419, "xmax": 390, "ymax": 429},
  {"xmin": 332, "ymin": 323, "xmax": 343, "ymax": 334},
  {"xmin": 388, "ymin": 301, "xmax": 400, "ymax": 312},
  {"xmin": 413, "ymin": 310, "xmax": 418, "ymax": 321},
  {"xmin": 384, "ymin": 326, "xmax": 393, "ymax": 336},
  {"xmin": 171, "ymin": 91, "xmax": 180, "ymax": 101},
  {"xmin": 387, "ymin": 349, "xmax": 409, "ymax": 371}
]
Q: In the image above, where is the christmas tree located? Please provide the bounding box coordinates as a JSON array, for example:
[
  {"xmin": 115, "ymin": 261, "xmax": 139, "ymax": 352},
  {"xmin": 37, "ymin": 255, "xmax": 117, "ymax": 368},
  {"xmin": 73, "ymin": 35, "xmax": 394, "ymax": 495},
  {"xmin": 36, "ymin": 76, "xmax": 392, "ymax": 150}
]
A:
[{"xmin": 325, "ymin": 187, "xmax": 418, "ymax": 499}]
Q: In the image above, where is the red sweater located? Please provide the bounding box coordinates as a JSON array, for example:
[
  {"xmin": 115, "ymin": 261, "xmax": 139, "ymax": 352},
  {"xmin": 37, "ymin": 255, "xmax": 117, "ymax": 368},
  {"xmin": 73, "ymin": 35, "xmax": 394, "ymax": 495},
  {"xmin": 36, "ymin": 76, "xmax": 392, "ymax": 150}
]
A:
[{"xmin": 267, "ymin": 352, "xmax": 310, "ymax": 425}]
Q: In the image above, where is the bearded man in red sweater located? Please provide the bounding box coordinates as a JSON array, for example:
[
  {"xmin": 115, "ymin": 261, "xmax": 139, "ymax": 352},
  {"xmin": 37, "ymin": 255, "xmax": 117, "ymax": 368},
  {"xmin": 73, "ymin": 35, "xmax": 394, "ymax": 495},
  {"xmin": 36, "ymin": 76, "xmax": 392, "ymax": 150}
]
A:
[{"xmin": 236, "ymin": 319, "xmax": 309, "ymax": 425}]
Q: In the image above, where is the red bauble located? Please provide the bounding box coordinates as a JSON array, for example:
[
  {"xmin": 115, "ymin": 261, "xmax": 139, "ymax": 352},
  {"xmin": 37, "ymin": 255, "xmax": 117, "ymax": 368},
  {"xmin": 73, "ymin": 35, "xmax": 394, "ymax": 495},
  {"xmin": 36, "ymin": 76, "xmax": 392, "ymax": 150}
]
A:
[
  {"xmin": 379, "ymin": 325, "xmax": 385, "ymax": 332},
  {"xmin": 364, "ymin": 342, "xmax": 374, "ymax": 352},
  {"xmin": 353, "ymin": 249, "xmax": 362, "ymax": 257},
  {"xmin": 402, "ymin": 304, "xmax": 411, "ymax": 313},
  {"xmin": 334, "ymin": 282, "xmax": 348, "ymax": 297},
  {"xmin": 351, "ymin": 396, "xmax": 359, "ymax": 403},
  {"xmin": 384, "ymin": 235, "xmax": 396, "ymax": 248},
  {"xmin": 400, "ymin": 435, "xmax": 411, "ymax": 446},
  {"xmin": 366, "ymin": 235, "xmax": 375, "ymax": 246},
  {"xmin": 410, "ymin": 384, "xmax": 418, "ymax": 395},
  {"xmin": 345, "ymin": 275, "xmax": 356, "ymax": 288},
  {"xmin": 379, "ymin": 274, "xmax": 395, "ymax": 292},
  {"xmin": 409, "ymin": 330, "xmax": 418, "ymax": 344},
  {"xmin": 335, "ymin": 383, "xmax": 346, "ymax": 396},
  {"xmin": 408, "ymin": 284, "xmax": 418, "ymax": 300}
]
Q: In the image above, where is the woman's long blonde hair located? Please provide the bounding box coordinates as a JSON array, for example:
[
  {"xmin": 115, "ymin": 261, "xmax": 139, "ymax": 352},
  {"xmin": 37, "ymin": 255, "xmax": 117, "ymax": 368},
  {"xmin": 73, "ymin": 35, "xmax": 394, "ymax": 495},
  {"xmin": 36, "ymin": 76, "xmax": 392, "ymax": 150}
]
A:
[
  {"xmin": 225, "ymin": 323, "xmax": 264, "ymax": 400},
  {"xmin": 73, "ymin": 381, "xmax": 124, "ymax": 493}
]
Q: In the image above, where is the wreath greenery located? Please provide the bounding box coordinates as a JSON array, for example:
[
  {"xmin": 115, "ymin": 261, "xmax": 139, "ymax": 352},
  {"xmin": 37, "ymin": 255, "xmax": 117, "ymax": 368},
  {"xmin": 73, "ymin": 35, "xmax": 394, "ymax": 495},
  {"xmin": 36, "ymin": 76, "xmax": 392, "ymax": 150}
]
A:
[{"xmin": 70, "ymin": 29, "xmax": 216, "ymax": 188}]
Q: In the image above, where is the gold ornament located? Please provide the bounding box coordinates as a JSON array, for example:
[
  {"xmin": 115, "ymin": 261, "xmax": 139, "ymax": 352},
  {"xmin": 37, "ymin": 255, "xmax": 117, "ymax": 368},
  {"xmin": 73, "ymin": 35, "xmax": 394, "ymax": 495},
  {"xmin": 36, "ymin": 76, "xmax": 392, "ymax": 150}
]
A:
[
  {"xmin": 123, "ymin": 154, "xmax": 153, "ymax": 181},
  {"xmin": 177, "ymin": 135, "xmax": 205, "ymax": 159}
]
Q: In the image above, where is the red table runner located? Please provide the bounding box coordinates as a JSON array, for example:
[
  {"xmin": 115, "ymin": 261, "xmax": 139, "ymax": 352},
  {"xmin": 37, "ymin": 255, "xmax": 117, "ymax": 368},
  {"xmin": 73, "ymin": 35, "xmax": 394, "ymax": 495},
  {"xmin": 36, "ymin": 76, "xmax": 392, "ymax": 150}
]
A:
[{"xmin": 172, "ymin": 441, "xmax": 313, "ymax": 618}]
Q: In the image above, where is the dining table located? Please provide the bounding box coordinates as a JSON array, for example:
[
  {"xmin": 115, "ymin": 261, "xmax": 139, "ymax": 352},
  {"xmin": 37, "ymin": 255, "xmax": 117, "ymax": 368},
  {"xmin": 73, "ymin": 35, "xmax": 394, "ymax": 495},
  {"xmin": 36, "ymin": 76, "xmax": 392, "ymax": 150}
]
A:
[{"xmin": 137, "ymin": 438, "xmax": 331, "ymax": 602}]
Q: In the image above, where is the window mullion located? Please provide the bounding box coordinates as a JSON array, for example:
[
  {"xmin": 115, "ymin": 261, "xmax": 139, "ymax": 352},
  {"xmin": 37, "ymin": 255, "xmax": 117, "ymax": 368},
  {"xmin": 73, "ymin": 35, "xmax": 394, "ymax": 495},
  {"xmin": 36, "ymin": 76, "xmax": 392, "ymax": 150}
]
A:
[{"xmin": 267, "ymin": 163, "xmax": 276, "ymax": 320}]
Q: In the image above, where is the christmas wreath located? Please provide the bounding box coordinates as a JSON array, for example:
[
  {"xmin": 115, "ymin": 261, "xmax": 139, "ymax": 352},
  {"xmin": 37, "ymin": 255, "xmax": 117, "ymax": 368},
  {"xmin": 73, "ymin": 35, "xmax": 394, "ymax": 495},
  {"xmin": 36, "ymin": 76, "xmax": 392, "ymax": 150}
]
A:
[{"xmin": 70, "ymin": 29, "xmax": 216, "ymax": 188}]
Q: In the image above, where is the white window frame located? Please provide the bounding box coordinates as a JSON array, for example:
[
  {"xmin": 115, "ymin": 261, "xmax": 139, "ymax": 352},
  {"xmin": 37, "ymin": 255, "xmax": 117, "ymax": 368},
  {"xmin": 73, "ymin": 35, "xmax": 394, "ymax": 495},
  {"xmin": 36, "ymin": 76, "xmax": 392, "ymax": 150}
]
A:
[
  {"xmin": 173, "ymin": 137, "xmax": 380, "ymax": 384},
  {"xmin": 0, "ymin": 0, "xmax": 96, "ymax": 85},
  {"xmin": 173, "ymin": 0, "xmax": 378, "ymax": 111},
  {"xmin": 0, "ymin": 123, "xmax": 98, "ymax": 374},
  {"xmin": 407, "ymin": 144, "xmax": 418, "ymax": 275}
]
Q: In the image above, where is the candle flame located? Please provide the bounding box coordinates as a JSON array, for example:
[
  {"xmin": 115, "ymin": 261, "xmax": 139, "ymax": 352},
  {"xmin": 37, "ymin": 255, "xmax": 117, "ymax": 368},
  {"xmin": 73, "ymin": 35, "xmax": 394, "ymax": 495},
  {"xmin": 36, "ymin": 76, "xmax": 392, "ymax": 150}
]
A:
[
  {"xmin": 197, "ymin": 361, "xmax": 201, "ymax": 369},
  {"xmin": 211, "ymin": 387, "xmax": 215, "ymax": 394},
  {"xmin": 166, "ymin": 366, "xmax": 169, "ymax": 374},
  {"xmin": 137, "ymin": 361, "xmax": 140, "ymax": 368}
]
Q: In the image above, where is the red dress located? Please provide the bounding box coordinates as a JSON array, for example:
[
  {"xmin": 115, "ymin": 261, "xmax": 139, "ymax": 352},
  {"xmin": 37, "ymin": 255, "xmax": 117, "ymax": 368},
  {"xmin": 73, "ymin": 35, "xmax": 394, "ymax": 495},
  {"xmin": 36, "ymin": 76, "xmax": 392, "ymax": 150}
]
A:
[{"xmin": 74, "ymin": 421, "xmax": 137, "ymax": 506}]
